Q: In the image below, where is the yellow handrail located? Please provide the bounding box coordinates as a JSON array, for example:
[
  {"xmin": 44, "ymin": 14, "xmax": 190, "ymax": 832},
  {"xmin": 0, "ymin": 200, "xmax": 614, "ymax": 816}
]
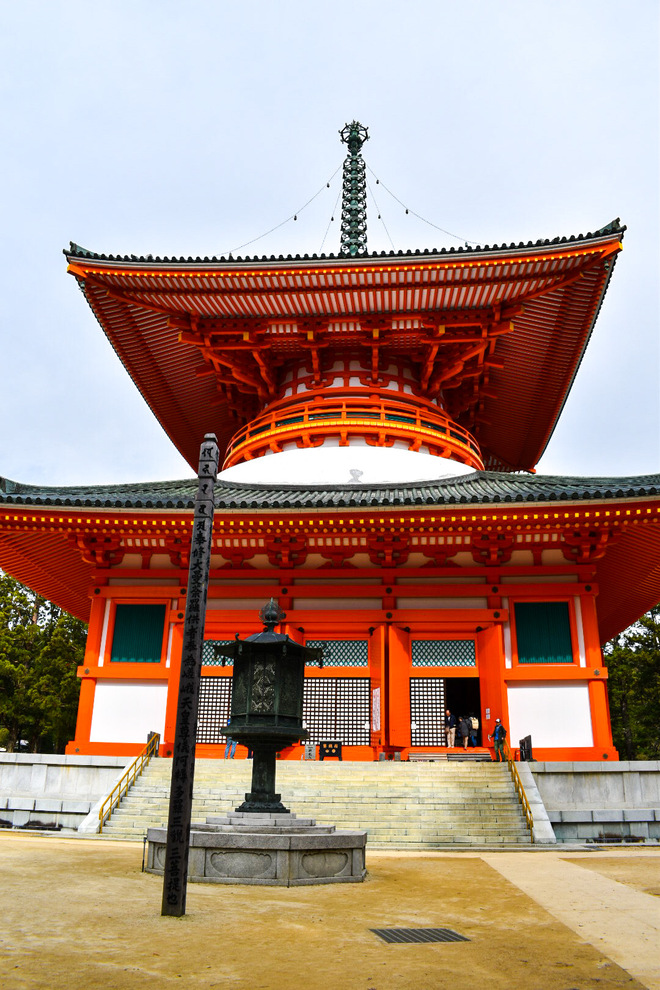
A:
[
  {"xmin": 503, "ymin": 741, "xmax": 534, "ymax": 839},
  {"xmin": 98, "ymin": 734, "xmax": 160, "ymax": 832}
]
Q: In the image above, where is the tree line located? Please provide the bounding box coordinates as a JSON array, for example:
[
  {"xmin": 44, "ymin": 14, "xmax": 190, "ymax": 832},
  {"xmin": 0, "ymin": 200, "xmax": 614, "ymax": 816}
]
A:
[
  {"xmin": 0, "ymin": 574, "xmax": 86, "ymax": 752},
  {"xmin": 605, "ymin": 604, "xmax": 660, "ymax": 761}
]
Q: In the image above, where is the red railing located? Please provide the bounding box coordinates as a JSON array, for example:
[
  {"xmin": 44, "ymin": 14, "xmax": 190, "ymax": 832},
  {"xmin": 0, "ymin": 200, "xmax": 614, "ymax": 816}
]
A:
[{"xmin": 224, "ymin": 392, "xmax": 483, "ymax": 470}]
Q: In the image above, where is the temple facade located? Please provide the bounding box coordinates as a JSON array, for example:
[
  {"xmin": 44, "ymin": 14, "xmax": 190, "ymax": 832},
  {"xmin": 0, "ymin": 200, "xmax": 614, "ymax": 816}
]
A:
[{"xmin": 1, "ymin": 125, "xmax": 659, "ymax": 761}]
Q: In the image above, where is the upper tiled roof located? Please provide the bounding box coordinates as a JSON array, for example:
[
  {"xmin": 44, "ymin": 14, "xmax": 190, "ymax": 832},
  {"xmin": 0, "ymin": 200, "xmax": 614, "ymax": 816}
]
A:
[
  {"xmin": 65, "ymin": 219, "xmax": 625, "ymax": 267},
  {"xmin": 64, "ymin": 224, "xmax": 625, "ymax": 476},
  {"xmin": 1, "ymin": 470, "xmax": 657, "ymax": 511}
]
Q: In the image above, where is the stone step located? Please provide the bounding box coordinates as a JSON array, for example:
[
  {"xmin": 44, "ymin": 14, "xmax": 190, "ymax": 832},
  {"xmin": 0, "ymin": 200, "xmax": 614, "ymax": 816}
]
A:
[
  {"xmin": 111, "ymin": 801, "xmax": 525, "ymax": 817},
  {"xmin": 144, "ymin": 761, "xmax": 508, "ymax": 781},
  {"xmin": 103, "ymin": 819, "xmax": 529, "ymax": 834},
  {"xmin": 103, "ymin": 831, "xmax": 530, "ymax": 845},
  {"xmin": 117, "ymin": 797, "xmax": 520, "ymax": 807},
  {"xmin": 129, "ymin": 781, "xmax": 511, "ymax": 802},
  {"xmin": 114, "ymin": 799, "xmax": 523, "ymax": 813},
  {"xmin": 96, "ymin": 759, "xmax": 530, "ymax": 847}
]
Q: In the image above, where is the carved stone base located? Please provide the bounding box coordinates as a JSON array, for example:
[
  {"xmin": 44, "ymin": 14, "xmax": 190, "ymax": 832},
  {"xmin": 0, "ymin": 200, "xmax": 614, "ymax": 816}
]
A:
[
  {"xmin": 236, "ymin": 795, "xmax": 290, "ymax": 814},
  {"xmin": 147, "ymin": 811, "xmax": 366, "ymax": 886}
]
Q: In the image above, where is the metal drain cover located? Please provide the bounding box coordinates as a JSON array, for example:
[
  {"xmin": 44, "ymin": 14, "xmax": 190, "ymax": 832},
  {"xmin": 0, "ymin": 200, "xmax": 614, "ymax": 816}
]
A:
[{"xmin": 370, "ymin": 928, "xmax": 470, "ymax": 944}]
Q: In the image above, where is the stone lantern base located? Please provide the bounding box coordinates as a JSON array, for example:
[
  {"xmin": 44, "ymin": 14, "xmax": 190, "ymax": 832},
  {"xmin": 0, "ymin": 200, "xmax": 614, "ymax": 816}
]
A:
[{"xmin": 146, "ymin": 812, "xmax": 366, "ymax": 886}]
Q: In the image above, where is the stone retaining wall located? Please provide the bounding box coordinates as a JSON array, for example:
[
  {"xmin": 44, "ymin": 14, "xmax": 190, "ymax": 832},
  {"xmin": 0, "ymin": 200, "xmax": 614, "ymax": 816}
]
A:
[
  {"xmin": 0, "ymin": 754, "xmax": 130, "ymax": 829},
  {"xmin": 530, "ymin": 761, "xmax": 660, "ymax": 842}
]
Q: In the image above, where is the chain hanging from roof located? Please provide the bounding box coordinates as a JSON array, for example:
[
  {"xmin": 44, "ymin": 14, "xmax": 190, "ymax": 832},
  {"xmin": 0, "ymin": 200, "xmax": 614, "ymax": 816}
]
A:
[{"xmin": 339, "ymin": 121, "xmax": 369, "ymax": 256}]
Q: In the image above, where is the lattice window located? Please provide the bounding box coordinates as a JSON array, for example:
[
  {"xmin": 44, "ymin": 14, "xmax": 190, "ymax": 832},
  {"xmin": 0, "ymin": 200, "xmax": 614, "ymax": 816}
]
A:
[
  {"xmin": 411, "ymin": 640, "xmax": 476, "ymax": 667},
  {"xmin": 410, "ymin": 678, "xmax": 446, "ymax": 746},
  {"xmin": 303, "ymin": 677, "xmax": 370, "ymax": 745},
  {"xmin": 306, "ymin": 640, "xmax": 369, "ymax": 667},
  {"xmin": 197, "ymin": 676, "xmax": 232, "ymax": 743},
  {"xmin": 202, "ymin": 640, "xmax": 234, "ymax": 666}
]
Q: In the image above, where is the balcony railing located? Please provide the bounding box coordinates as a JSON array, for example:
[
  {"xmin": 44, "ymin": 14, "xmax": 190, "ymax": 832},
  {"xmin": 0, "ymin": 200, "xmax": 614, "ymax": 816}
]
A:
[{"xmin": 224, "ymin": 393, "xmax": 483, "ymax": 471}]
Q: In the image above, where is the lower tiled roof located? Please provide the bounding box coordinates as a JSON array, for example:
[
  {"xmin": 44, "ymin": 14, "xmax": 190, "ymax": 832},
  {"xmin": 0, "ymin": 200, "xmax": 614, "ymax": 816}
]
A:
[{"xmin": 1, "ymin": 471, "xmax": 658, "ymax": 511}]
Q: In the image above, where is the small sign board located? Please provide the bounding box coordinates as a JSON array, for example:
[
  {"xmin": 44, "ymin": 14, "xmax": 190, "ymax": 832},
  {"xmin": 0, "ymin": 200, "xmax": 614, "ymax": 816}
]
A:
[{"xmin": 319, "ymin": 740, "xmax": 342, "ymax": 761}]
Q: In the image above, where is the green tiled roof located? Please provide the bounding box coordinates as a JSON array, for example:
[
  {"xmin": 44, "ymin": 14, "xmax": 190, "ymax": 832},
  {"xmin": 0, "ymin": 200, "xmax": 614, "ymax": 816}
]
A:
[{"xmin": 1, "ymin": 471, "xmax": 657, "ymax": 512}]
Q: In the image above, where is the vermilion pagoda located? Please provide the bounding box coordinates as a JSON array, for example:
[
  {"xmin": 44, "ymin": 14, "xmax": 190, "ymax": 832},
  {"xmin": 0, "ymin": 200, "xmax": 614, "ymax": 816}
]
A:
[{"xmin": 1, "ymin": 124, "xmax": 658, "ymax": 760}]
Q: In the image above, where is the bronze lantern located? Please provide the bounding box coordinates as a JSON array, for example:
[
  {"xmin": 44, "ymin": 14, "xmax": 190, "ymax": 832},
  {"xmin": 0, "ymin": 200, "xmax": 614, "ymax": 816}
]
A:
[{"xmin": 217, "ymin": 600, "xmax": 322, "ymax": 813}]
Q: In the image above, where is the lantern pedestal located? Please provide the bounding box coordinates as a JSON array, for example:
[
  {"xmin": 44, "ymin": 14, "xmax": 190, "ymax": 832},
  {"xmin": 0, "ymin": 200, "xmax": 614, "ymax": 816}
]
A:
[
  {"xmin": 146, "ymin": 812, "xmax": 367, "ymax": 886},
  {"xmin": 238, "ymin": 744, "xmax": 288, "ymax": 813}
]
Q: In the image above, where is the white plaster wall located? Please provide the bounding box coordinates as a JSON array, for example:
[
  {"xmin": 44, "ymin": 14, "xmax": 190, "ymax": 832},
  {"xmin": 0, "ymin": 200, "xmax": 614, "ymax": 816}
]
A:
[
  {"xmin": 507, "ymin": 682, "xmax": 593, "ymax": 748},
  {"xmin": 89, "ymin": 680, "xmax": 168, "ymax": 743},
  {"xmin": 219, "ymin": 445, "xmax": 476, "ymax": 485}
]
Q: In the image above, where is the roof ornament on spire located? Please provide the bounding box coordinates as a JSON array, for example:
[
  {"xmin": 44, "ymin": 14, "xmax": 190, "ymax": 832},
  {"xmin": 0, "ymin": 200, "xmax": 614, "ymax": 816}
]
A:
[{"xmin": 339, "ymin": 121, "xmax": 369, "ymax": 257}]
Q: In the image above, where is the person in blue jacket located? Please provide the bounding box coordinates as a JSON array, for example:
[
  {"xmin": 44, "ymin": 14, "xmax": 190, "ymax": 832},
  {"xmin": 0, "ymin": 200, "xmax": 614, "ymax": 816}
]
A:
[{"xmin": 489, "ymin": 718, "xmax": 507, "ymax": 762}]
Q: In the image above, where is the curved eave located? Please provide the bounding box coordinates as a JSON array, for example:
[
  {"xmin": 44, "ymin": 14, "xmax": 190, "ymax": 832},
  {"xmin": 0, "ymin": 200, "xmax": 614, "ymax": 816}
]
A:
[
  {"xmin": 1, "ymin": 470, "xmax": 657, "ymax": 636},
  {"xmin": 3, "ymin": 470, "xmax": 659, "ymax": 510},
  {"xmin": 0, "ymin": 530, "xmax": 93, "ymax": 622},
  {"xmin": 66, "ymin": 219, "xmax": 625, "ymax": 266},
  {"xmin": 65, "ymin": 228, "xmax": 624, "ymax": 472}
]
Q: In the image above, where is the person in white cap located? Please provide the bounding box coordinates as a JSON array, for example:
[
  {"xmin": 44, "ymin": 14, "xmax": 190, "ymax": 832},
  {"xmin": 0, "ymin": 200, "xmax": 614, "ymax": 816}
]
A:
[{"xmin": 488, "ymin": 718, "xmax": 507, "ymax": 762}]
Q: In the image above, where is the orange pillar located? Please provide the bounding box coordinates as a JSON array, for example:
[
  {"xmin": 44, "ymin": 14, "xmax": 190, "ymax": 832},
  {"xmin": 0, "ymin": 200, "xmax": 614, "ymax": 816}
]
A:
[
  {"xmin": 369, "ymin": 624, "xmax": 386, "ymax": 757},
  {"xmin": 387, "ymin": 625, "xmax": 410, "ymax": 752},
  {"xmin": 477, "ymin": 624, "xmax": 508, "ymax": 755},
  {"xmin": 581, "ymin": 593, "xmax": 617, "ymax": 757},
  {"xmin": 66, "ymin": 677, "xmax": 96, "ymax": 752},
  {"xmin": 588, "ymin": 677, "xmax": 616, "ymax": 756},
  {"xmin": 66, "ymin": 593, "xmax": 107, "ymax": 753},
  {"xmin": 580, "ymin": 593, "xmax": 603, "ymax": 668}
]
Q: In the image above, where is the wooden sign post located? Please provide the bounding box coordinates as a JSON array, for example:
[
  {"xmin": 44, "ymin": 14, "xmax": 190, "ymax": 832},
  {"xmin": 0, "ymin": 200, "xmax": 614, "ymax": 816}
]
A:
[{"xmin": 161, "ymin": 434, "xmax": 219, "ymax": 917}]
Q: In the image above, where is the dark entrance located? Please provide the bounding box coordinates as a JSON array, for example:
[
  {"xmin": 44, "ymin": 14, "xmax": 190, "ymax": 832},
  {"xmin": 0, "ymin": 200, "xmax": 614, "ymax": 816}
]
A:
[{"xmin": 445, "ymin": 678, "xmax": 482, "ymax": 745}]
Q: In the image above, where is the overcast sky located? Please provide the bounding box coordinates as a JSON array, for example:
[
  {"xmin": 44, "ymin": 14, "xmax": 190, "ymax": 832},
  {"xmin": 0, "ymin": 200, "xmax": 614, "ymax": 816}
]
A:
[{"xmin": 0, "ymin": 1, "xmax": 658, "ymax": 487}]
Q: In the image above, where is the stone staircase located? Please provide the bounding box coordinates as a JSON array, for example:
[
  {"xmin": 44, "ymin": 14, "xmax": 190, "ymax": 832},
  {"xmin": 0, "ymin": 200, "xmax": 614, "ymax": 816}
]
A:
[{"xmin": 99, "ymin": 759, "xmax": 532, "ymax": 847}]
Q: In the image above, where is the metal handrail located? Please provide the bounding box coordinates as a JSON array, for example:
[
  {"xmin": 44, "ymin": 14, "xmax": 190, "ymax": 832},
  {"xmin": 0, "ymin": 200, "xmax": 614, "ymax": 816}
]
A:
[
  {"xmin": 98, "ymin": 733, "xmax": 160, "ymax": 832},
  {"xmin": 503, "ymin": 741, "xmax": 534, "ymax": 839}
]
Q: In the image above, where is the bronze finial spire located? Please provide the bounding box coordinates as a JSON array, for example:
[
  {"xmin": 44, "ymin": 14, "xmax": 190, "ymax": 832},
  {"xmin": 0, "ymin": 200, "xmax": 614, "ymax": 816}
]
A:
[{"xmin": 339, "ymin": 121, "xmax": 369, "ymax": 256}]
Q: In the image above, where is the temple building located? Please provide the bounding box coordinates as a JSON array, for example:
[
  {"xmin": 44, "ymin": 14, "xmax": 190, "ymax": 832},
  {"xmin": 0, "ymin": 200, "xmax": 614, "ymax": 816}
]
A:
[{"xmin": 1, "ymin": 123, "xmax": 659, "ymax": 761}]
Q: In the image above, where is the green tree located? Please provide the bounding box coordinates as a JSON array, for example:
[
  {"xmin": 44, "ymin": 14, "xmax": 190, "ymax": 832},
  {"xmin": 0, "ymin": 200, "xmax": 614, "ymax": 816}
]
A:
[
  {"xmin": 0, "ymin": 574, "xmax": 86, "ymax": 752},
  {"xmin": 604, "ymin": 606, "xmax": 660, "ymax": 760}
]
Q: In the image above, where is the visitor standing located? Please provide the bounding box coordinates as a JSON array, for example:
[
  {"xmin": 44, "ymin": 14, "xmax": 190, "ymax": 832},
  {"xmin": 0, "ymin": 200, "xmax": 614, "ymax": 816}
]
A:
[
  {"xmin": 469, "ymin": 713, "xmax": 479, "ymax": 747},
  {"xmin": 224, "ymin": 717, "xmax": 237, "ymax": 759},
  {"xmin": 458, "ymin": 715, "xmax": 470, "ymax": 750},
  {"xmin": 444, "ymin": 709, "xmax": 457, "ymax": 748},
  {"xmin": 488, "ymin": 718, "xmax": 507, "ymax": 762}
]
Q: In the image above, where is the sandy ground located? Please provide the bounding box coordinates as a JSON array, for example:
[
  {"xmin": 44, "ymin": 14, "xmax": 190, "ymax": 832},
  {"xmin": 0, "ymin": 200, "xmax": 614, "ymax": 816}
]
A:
[
  {"xmin": 0, "ymin": 834, "xmax": 658, "ymax": 990},
  {"xmin": 564, "ymin": 854, "xmax": 660, "ymax": 898}
]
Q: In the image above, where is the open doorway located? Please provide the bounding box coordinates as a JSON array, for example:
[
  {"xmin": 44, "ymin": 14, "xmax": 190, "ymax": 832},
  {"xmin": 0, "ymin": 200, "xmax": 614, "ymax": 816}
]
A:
[{"xmin": 445, "ymin": 678, "xmax": 482, "ymax": 745}]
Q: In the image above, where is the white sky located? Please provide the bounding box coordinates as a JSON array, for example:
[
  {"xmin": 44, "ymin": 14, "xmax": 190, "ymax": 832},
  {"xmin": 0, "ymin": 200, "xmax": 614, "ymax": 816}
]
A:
[{"xmin": 0, "ymin": 0, "xmax": 658, "ymax": 487}]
